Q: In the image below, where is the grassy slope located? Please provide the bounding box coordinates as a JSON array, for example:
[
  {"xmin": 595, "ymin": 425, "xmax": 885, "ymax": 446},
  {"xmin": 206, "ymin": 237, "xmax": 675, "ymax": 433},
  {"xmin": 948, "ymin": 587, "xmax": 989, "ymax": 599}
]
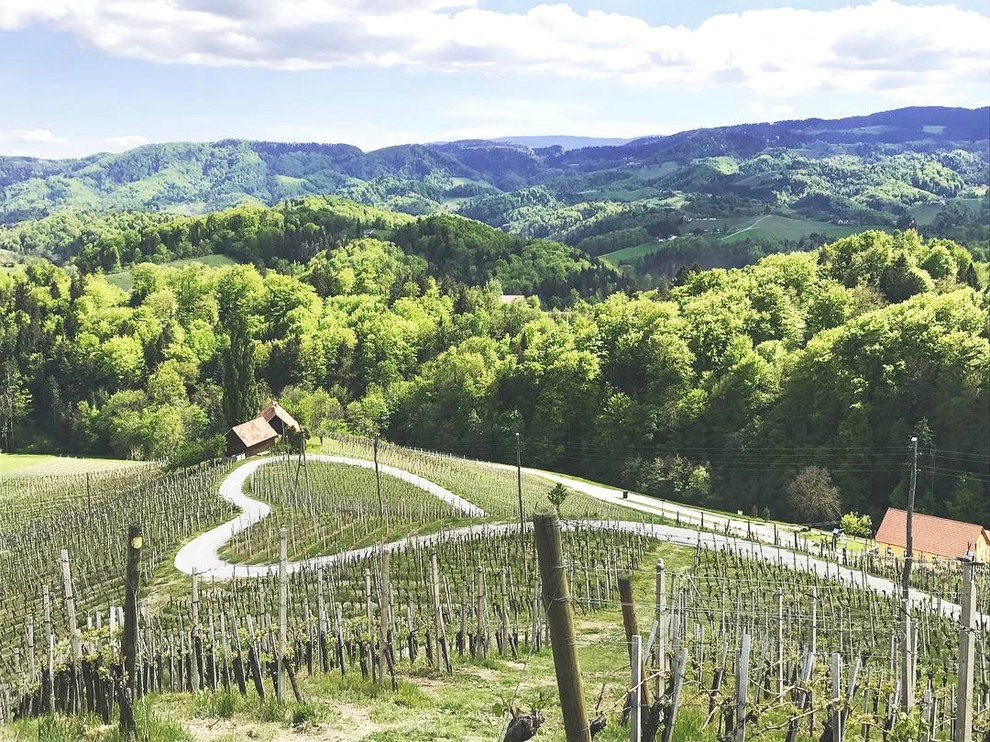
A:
[
  {"xmin": 602, "ymin": 214, "xmax": 868, "ymax": 263},
  {"xmin": 106, "ymin": 254, "xmax": 238, "ymax": 291},
  {"xmin": 0, "ymin": 453, "xmax": 145, "ymax": 475}
]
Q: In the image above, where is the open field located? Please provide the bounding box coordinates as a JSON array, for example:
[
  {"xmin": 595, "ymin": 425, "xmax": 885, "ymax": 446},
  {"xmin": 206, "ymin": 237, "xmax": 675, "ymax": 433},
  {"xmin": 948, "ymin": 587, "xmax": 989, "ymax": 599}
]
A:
[
  {"xmin": 0, "ymin": 453, "xmax": 148, "ymax": 476},
  {"xmin": 602, "ymin": 214, "xmax": 870, "ymax": 264},
  {"xmin": 105, "ymin": 253, "xmax": 238, "ymax": 290}
]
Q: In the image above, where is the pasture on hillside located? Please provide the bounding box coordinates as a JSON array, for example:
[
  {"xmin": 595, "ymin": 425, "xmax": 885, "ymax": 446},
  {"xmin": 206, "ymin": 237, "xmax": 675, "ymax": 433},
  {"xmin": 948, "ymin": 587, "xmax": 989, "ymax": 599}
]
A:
[
  {"xmin": 105, "ymin": 254, "xmax": 238, "ymax": 291},
  {"xmin": 0, "ymin": 453, "xmax": 147, "ymax": 476}
]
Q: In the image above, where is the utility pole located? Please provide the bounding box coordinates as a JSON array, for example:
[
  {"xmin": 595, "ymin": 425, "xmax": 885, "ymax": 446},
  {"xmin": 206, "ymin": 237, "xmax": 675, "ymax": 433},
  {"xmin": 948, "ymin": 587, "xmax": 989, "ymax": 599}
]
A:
[
  {"xmin": 277, "ymin": 527, "xmax": 287, "ymax": 702},
  {"xmin": 120, "ymin": 525, "xmax": 142, "ymax": 741},
  {"xmin": 901, "ymin": 435, "xmax": 918, "ymax": 712},
  {"xmin": 903, "ymin": 436, "xmax": 919, "ymax": 600},
  {"xmin": 533, "ymin": 511, "xmax": 591, "ymax": 742},
  {"xmin": 373, "ymin": 437, "xmax": 384, "ymax": 519},
  {"xmin": 954, "ymin": 557, "xmax": 977, "ymax": 742},
  {"xmin": 515, "ymin": 432, "xmax": 524, "ymax": 545}
]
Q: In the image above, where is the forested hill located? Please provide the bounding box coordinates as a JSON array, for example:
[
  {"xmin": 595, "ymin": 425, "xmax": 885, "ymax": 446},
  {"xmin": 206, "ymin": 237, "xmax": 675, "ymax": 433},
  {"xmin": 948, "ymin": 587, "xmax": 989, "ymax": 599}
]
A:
[
  {"xmin": 1, "ymin": 107, "xmax": 987, "ymax": 275},
  {"xmin": 0, "ymin": 197, "xmax": 628, "ymax": 303},
  {"xmin": 1, "ymin": 226, "xmax": 987, "ymax": 526}
]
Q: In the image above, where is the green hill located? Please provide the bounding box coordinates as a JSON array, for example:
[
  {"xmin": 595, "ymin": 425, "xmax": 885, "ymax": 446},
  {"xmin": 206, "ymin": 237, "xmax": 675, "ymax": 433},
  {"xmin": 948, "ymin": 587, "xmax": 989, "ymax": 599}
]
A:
[{"xmin": 2, "ymin": 107, "xmax": 987, "ymax": 277}]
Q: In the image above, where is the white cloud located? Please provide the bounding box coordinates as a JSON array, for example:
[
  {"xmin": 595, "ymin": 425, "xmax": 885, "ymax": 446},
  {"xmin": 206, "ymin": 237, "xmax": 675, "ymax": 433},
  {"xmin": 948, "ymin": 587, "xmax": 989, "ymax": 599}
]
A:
[
  {"xmin": 13, "ymin": 128, "xmax": 68, "ymax": 143},
  {"xmin": 748, "ymin": 101, "xmax": 797, "ymax": 120},
  {"xmin": 104, "ymin": 135, "xmax": 149, "ymax": 149},
  {"xmin": 2, "ymin": 1, "xmax": 989, "ymax": 103}
]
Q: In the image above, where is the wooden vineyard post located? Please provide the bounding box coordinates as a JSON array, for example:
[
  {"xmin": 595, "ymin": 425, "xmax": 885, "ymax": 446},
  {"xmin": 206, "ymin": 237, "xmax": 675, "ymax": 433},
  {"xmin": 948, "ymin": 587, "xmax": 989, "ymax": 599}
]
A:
[
  {"xmin": 655, "ymin": 559, "xmax": 666, "ymax": 697},
  {"xmin": 810, "ymin": 586, "xmax": 818, "ymax": 656},
  {"xmin": 901, "ymin": 601, "xmax": 914, "ymax": 712},
  {"xmin": 902, "ymin": 435, "xmax": 918, "ymax": 714},
  {"xmin": 735, "ymin": 632, "xmax": 751, "ymax": 742},
  {"xmin": 277, "ymin": 527, "xmax": 287, "ymax": 702},
  {"xmin": 786, "ymin": 651, "xmax": 817, "ymax": 742},
  {"xmin": 373, "ymin": 437, "xmax": 385, "ymax": 521},
  {"xmin": 364, "ymin": 567, "xmax": 377, "ymax": 684},
  {"xmin": 661, "ymin": 647, "xmax": 687, "ymax": 742},
  {"xmin": 516, "ymin": 432, "xmax": 524, "ymax": 546},
  {"xmin": 631, "ymin": 634, "xmax": 642, "ymax": 742},
  {"xmin": 190, "ymin": 571, "xmax": 201, "ymax": 692},
  {"xmin": 831, "ymin": 652, "xmax": 842, "ymax": 742},
  {"xmin": 120, "ymin": 524, "xmax": 142, "ymax": 741},
  {"xmin": 618, "ymin": 574, "xmax": 652, "ymax": 711},
  {"xmin": 954, "ymin": 558, "xmax": 976, "ymax": 742},
  {"xmin": 429, "ymin": 549, "xmax": 451, "ymax": 674},
  {"xmin": 776, "ymin": 589, "xmax": 784, "ymax": 697},
  {"xmin": 59, "ymin": 549, "xmax": 82, "ymax": 661},
  {"xmin": 533, "ymin": 511, "xmax": 591, "ymax": 742}
]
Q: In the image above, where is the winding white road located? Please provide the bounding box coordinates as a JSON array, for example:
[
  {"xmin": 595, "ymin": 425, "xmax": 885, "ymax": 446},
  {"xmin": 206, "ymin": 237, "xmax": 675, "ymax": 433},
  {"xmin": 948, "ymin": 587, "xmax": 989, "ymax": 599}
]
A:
[{"xmin": 173, "ymin": 454, "xmax": 985, "ymax": 625}]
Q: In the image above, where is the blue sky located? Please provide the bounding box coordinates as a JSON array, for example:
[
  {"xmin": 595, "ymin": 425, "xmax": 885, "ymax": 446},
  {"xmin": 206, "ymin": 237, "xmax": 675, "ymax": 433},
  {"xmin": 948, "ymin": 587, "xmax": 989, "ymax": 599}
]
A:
[{"xmin": 1, "ymin": 0, "xmax": 988, "ymax": 158}]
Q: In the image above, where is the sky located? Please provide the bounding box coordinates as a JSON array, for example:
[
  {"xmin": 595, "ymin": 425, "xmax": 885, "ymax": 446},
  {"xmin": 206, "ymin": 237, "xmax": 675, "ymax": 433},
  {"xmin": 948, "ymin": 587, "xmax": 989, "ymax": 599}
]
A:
[{"xmin": 1, "ymin": 0, "xmax": 988, "ymax": 158}]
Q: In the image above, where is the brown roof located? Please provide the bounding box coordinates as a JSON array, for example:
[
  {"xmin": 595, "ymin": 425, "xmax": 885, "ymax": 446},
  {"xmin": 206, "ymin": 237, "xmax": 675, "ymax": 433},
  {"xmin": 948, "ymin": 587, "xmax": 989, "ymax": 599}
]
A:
[
  {"xmin": 875, "ymin": 508, "xmax": 989, "ymax": 559},
  {"xmin": 259, "ymin": 400, "xmax": 301, "ymax": 433},
  {"xmin": 228, "ymin": 417, "xmax": 280, "ymax": 448}
]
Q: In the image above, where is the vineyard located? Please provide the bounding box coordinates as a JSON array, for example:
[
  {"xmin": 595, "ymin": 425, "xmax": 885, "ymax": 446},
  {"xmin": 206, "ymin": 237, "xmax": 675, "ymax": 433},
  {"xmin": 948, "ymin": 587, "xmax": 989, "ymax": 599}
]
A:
[{"xmin": 0, "ymin": 438, "xmax": 986, "ymax": 741}]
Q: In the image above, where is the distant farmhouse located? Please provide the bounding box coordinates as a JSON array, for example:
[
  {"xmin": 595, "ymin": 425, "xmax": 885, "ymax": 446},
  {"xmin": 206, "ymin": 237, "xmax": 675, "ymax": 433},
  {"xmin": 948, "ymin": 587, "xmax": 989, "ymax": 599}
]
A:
[
  {"xmin": 875, "ymin": 507, "xmax": 990, "ymax": 562},
  {"xmin": 225, "ymin": 400, "xmax": 302, "ymax": 458}
]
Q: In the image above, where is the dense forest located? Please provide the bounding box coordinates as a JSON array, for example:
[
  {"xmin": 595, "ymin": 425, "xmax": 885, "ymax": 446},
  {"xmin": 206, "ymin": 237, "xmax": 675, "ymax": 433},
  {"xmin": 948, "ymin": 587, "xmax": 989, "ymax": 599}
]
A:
[
  {"xmin": 2, "ymin": 107, "xmax": 987, "ymax": 278},
  {"xmin": 1, "ymin": 205, "xmax": 986, "ymax": 526}
]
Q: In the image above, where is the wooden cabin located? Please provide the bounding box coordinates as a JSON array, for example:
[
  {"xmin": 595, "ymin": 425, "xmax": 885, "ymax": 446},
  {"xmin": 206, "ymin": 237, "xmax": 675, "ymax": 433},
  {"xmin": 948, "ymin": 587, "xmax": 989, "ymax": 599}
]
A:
[
  {"xmin": 258, "ymin": 400, "xmax": 302, "ymax": 438},
  {"xmin": 225, "ymin": 417, "xmax": 279, "ymax": 458}
]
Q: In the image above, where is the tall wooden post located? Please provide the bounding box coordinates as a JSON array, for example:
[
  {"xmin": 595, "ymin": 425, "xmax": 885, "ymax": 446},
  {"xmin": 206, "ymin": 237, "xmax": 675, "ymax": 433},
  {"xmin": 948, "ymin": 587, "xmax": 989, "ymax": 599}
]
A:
[
  {"xmin": 120, "ymin": 524, "xmax": 142, "ymax": 741},
  {"xmin": 515, "ymin": 432, "xmax": 524, "ymax": 546},
  {"xmin": 59, "ymin": 550, "xmax": 82, "ymax": 661},
  {"xmin": 429, "ymin": 549, "xmax": 451, "ymax": 674},
  {"xmin": 277, "ymin": 527, "xmax": 287, "ymax": 702},
  {"xmin": 901, "ymin": 436, "xmax": 918, "ymax": 713},
  {"xmin": 655, "ymin": 558, "xmax": 666, "ymax": 695},
  {"xmin": 631, "ymin": 634, "xmax": 642, "ymax": 742},
  {"xmin": 373, "ymin": 437, "xmax": 384, "ymax": 519},
  {"xmin": 810, "ymin": 587, "xmax": 818, "ymax": 656},
  {"xmin": 735, "ymin": 632, "xmax": 751, "ymax": 742},
  {"xmin": 954, "ymin": 558, "xmax": 976, "ymax": 742},
  {"xmin": 533, "ymin": 511, "xmax": 591, "ymax": 742},
  {"xmin": 190, "ymin": 571, "xmax": 200, "ymax": 692},
  {"xmin": 776, "ymin": 589, "xmax": 784, "ymax": 697},
  {"xmin": 618, "ymin": 575, "xmax": 652, "ymax": 707},
  {"xmin": 831, "ymin": 652, "xmax": 842, "ymax": 742}
]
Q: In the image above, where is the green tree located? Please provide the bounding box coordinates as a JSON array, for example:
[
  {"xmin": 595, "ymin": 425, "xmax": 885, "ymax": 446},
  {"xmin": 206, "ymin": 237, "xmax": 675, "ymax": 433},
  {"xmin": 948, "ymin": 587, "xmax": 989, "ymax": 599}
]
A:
[
  {"xmin": 221, "ymin": 319, "xmax": 257, "ymax": 427},
  {"xmin": 840, "ymin": 511, "xmax": 873, "ymax": 538},
  {"xmin": 786, "ymin": 466, "xmax": 842, "ymax": 523},
  {"xmin": 547, "ymin": 483, "xmax": 569, "ymax": 516}
]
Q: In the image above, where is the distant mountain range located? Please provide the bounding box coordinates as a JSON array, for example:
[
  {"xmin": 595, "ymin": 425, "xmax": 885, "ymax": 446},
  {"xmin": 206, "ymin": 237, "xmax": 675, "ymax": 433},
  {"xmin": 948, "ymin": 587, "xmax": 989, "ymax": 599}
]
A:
[
  {"xmin": 495, "ymin": 135, "xmax": 634, "ymax": 150},
  {"xmin": 1, "ymin": 106, "xmax": 987, "ymax": 269}
]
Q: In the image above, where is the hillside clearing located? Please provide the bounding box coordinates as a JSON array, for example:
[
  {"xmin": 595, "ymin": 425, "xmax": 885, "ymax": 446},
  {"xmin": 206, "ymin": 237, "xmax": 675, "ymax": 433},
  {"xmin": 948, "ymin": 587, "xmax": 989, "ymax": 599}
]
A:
[{"xmin": 0, "ymin": 453, "xmax": 147, "ymax": 476}]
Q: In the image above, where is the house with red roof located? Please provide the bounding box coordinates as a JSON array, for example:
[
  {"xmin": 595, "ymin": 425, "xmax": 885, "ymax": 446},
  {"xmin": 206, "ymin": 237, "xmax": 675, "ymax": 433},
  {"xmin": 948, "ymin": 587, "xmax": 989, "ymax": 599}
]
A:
[{"xmin": 875, "ymin": 508, "xmax": 990, "ymax": 562}]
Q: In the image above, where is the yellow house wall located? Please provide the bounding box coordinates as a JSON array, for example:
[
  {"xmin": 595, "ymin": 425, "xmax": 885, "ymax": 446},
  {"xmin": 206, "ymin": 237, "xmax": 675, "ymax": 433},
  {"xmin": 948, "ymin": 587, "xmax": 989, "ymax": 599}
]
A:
[{"xmin": 876, "ymin": 535, "xmax": 990, "ymax": 562}]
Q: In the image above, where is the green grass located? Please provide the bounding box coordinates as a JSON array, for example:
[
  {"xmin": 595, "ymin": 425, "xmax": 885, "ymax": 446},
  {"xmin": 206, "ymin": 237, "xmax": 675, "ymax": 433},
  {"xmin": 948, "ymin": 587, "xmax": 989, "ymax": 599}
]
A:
[
  {"xmin": 719, "ymin": 214, "xmax": 862, "ymax": 243},
  {"xmin": 602, "ymin": 214, "xmax": 872, "ymax": 264},
  {"xmin": 106, "ymin": 254, "xmax": 238, "ymax": 291},
  {"xmin": 0, "ymin": 453, "xmax": 146, "ymax": 476},
  {"xmin": 908, "ymin": 196, "xmax": 986, "ymax": 226},
  {"xmin": 219, "ymin": 460, "xmax": 477, "ymax": 563}
]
